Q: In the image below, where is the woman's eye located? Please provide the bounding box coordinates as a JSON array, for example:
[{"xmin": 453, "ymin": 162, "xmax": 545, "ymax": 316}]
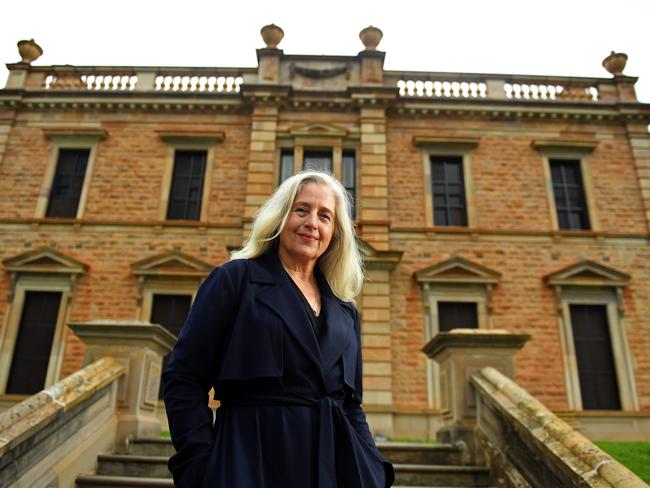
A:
[
  {"xmin": 319, "ymin": 214, "xmax": 331, "ymax": 222},
  {"xmin": 295, "ymin": 207, "xmax": 307, "ymax": 214}
]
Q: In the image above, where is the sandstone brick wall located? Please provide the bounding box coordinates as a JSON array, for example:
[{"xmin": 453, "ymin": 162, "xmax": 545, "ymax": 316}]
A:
[{"xmin": 0, "ymin": 104, "xmax": 648, "ymax": 421}]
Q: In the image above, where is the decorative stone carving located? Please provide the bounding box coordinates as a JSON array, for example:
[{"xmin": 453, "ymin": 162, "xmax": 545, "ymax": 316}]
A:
[
  {"xmin": 359, "ymin": 26, "xmax": 383, "ymax": 51},
  {"xmin": 260, "ymin": 24, "xmax": 284, "ymax": 48},
  {"xmin": 290, "ymin": 64, "xmax": 349, "ymax": 80},
  {"xmin": 602, "ymin": 51, "xmax": 627, "ymax": 76},
  {"xmin": 17, "ymin": 39, "xmax": 43, "ymax": 64}
]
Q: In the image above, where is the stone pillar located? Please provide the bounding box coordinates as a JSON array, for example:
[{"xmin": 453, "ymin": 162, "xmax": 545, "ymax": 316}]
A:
[
  {"xmin": 242, "ymin": 103, "xmax": 280, "ymax": 234},
  {"xmin": 627, "ymin": 122, "xmax": 650, "ymax": 233},
  {"xmin": 422, "ymin": 329, "xmax": 529, "ymax": 455},
  {"xmin": 68, "ymin": 320, "xmax": 176, "ymax": 451},
  {"xmin": 257, "ymin": 48, "xmax": 282, "ymax": 84},
  {"xmin": 357, "ymin": 106, "xmax": 390, "ymax": 250}
]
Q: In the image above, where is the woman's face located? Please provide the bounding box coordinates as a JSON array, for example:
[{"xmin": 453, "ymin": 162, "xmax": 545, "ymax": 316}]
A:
[{"xmin": 279, "ymin": 182, "xmax": 336, "ymax": 267}]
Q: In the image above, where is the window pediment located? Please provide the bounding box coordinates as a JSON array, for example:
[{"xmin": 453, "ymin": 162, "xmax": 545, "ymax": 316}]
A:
[
  {"xmin": 415, "ymin": 257, "xmax": 500, "ymax": 285},
  {"xmin": 289, "ymin": 123, "xmax": 348, "ymax": 138},
  {"xmin": 2, "ymin": 247, "xmax": 87, "ymax": 275},
  {"xmin": 131, "ymin": 250, "xmax": 213, "ymax": 278},
  {"xmin": 545, "ymin": 260, "xmax": 629, "ymax": 287}
]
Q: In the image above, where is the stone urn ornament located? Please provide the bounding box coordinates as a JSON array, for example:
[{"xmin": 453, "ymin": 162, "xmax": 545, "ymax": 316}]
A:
[
  {"xmin": 261, "ymin": 24, "xmax": 284, "ymax": 49},
  {"xmin": 602, "ymin": 51, "xmax": 628, "ymax": 76},
  {"xmin": 359, "ymin": 26, "xmax": 383, "ymax": 51},
  {"xmin": 17, "ymin": 39, "xmax": 43, "ymax": 64}
]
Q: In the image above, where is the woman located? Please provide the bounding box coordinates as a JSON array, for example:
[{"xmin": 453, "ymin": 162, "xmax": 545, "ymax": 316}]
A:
[{"xmin": 163, "ymin": 171, "xmax": 395, "ymax": 487}]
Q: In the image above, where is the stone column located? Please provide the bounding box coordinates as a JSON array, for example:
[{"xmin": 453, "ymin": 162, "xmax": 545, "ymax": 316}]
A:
[
  {"xmin": 68, "ymin": 320, "xmax": 176, "ymax": 451},
  {"xmin": 422, "ymin": 329, "xmax": 529, "ymax": 454},
  {"xmin": 242, "ymin": 103, "xmax": 280, "ymax": 235},
  {"xmin": 627, "ymin": 122, "xmax": 650, "ymax": 233}
]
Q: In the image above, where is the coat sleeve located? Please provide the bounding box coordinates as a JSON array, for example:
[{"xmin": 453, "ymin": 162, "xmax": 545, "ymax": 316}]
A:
[
  {"xmin": 343, "ymin": 305, "xmax": 396, "ymax": 487},
  {"xmin": 162, "ymin": 264, "xmax": 240, "ymax": 488}
]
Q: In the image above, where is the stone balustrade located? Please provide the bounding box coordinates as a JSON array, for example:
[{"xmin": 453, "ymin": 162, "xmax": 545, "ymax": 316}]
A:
[
  {"xmin": 0, "ymin": 356, "xmax": 125, "ymax": 487},
  {"xmin": 3, "ymin": 61, "xmax": 637, "ymax": 104},
  {"xmin": 472, "ymin": 367, "xmax": 647, "ymax": 488}
]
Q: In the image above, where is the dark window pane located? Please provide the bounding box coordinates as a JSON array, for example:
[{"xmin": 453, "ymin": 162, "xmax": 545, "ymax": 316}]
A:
[
  {"xmin": 151, "ymin": 294, "xmax": 192, "ymax": 398},
  {"xmin": 6, "ymin": 292, "xmax": 62, "ymax": 394},
  {"xmin": 550, "ymin": 159, "xmax": 590, "ymax": 230},
  {"xmin": 279, "ymin": 149, "xmax": 294, "ymax": 183},
  {"xmin": 438, "ymin": 302, "xmax": 478, "ymax": 332},
  {"xmin": 431, "ymin": 156, "xmax": 467, "ymax": 227},
  {"xmin": 167, "ymin": 151, "xmax": 207, "ymax": 221},
  {"xmin": 570, "ymin": 304, "xmax": 621, "ymax": 410},
  {"xmin": 342, "ymin": 151, "xmax": 356, "ymax": 219},
  {"xmin": 303, "ymin": 150, "xmax": 333, "ymax": 173},
  {"xmin": 46, "ymin": 149, "xmax": 90, "ymax": 218}
]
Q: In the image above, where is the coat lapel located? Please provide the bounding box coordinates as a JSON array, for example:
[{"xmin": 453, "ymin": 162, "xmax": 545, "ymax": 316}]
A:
[
  {"xmin": 252, "ymin": 253, "xmax": 324, "ymax": 377},
  {"xmin": 315, "ymin": 267, "xmax": 355, "ymax": 376}
]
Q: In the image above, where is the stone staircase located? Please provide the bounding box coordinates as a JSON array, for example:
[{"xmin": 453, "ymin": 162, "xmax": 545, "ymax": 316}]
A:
[{"xmin": 75, "ymin": 438, "xmax": 492, "ymax": 487}]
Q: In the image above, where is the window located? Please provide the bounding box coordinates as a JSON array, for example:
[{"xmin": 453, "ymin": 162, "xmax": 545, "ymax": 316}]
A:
[
  {"xmin": 46, "ymin": 149, "xmax": 90, "ymax": 218},
  {"xmin": 569, "ymin": 304, "xmax": 620, "ymax": 410},
  {"xmin": 279, "ymin": 149, "xmax": 294, "ymax": 183},
  {"xmin": 157, "ymin": 131, "xmax": 223, "ymax": 223},
  {"xmin": 36, "ymin": 129, "xmax": 105, "ymax": 219},
  {"xmin": 0, "ymin": 247, "xmax": 85, "ymax": 397},
  {"xmin": 532, "ymin": 139, "xmax": 598, "ymax": 232},
  {"xmin": 5, "ymin": 291, "xmax": 62, "ymax": 394},
  {"xmin": 431, "ymin": 156, "xmax": 468, "ymax": 226},
  {"xmin": 303, "ymin": 149, "xmax": 333, "ymax": 172},
  {"xmin": 545, "ymin": 260, "xmax": 638, "ymax": 411},
  {"xmin": 167, "ymin": 150, "xmax": 207, "ymax": 220},
  {"xmin": 414, "ymin": 137, "xmax": 478, "ymax": 228},
  {"xmin": 151, "ymin": 294, "xmax": 192, "ymax": 398},
  {"xmin": 550, "ymin": 159, "xmax": 590, "ymax": 230},
  {"xmin": 415, "ymin": 256, "xmax": 500, "ymax": 409},
  {"xmin": 438, "ymin": 301, "xmax": 478, "ymax": 332},
  {"xmin": 342, "ymin": 151, "xmax": 356, "ymax": 219},
  {"xmin": 278, "ymin": 146, "xmax": 357, "ymax": 219}
]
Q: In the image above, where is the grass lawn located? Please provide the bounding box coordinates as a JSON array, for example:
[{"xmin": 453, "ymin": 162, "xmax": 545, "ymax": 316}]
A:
[{"xmin": 595, "ymin": 441, "xmax": 650, "ymax": 483}]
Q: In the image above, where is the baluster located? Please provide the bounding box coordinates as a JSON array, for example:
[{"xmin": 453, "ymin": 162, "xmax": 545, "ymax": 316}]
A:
[
  {"xmin": 406, "ymin": 80, "xmax": 415, "ymax": 97},
  {"xmin": 45, "ymin": 74, "xmax": 54, "ymax": 89},
  {"xmin": 397, "ymin": 80, "xmax": 405, "ymax": 96},
  {"xmin": 461, "ymin": 81, "xmax": 469, "ymax": 98},
  {"xmin": 130, "ymin": 75, "xmax": 138, "ymax": 90},
  {"xmin": 196, "ymin": 76, "xmax": 206, "ymax": 92},
  {"xmin": 530, "ymin": 85, "xmax": 539, "ymax": 100},
  {"xmin": 550, "ymin": 85, "xmax": 560, "ymax": 100},
  {"xmin": 589, "ymin": 86, "xmax": 598, "ymax": 101},
  {"xmin": 171, "ymin": 76, "xmax": 180, "ymax": 91},
  {"xmin": 423, "ymin": 80, "xmax": 433, "ymax": 97},
  {"xmin": 235, "ymin": 76, "xmax": 243, "ymax": 92},
  {"xmin": 413, "ymin": 80, "xmax": 422, "ymax": 96},
  {"xmin": 206, "ymin": 76, "xmax": 215, "ymax": 92}
]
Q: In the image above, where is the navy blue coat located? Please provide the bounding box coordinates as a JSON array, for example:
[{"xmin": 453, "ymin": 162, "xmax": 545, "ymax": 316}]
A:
[{"xmin": 163, "ymin": 251, "xmax": 395, "ymax": 487}]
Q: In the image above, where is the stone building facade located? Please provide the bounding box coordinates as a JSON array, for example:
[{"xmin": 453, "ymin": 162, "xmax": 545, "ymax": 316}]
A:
[{"xmin": 1, "ymin": 28, "xmax": 649, "ymax": 440}]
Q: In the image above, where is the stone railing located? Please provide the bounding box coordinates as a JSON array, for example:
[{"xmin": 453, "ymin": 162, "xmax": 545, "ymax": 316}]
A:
[
  {"xmin": 423, "ymin": 329, "xmax": 648, "ymax": 488},
  {"xmin": 0, "ymin": 321, "xmax": 175, "ymax": 487},
  {"xmin": 6, "ymin": 65, "xmax": 252, "ymax": 93},
  {"xmin": 0, "ymin": 356, "xmax": 125, "ymax": 487},
  {"xmin": 472, "ymin": 367, "xmax": 647, "ymax": 488},
  {"xmin": 385, "ymin": 71, "xmax": 630, "ymax": 102}
]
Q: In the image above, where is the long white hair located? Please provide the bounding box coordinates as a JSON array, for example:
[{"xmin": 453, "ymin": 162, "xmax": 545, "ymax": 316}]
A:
[{"xmin": 231, "ymin": 171, "xmax": 364, "ymax": 301}]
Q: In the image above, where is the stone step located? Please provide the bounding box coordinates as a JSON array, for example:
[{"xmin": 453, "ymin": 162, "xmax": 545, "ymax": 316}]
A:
[
  {"xmin": 76, "ymin": 474, "xmax": 173, "ymax": 487},
  {"xmin": 378, "ymin": 442, "xmax": 464, "ymax": 465},
  {"xmin": 96, "ymin": 454, "xmax": 171, "ymax": 479},
  {"xmin": 128, "ymin": 438, "xmax": 175, "ymax": 457},
  {"xmin": 393, "ymin": 464, "xmax": 490, "ymax": 487}
]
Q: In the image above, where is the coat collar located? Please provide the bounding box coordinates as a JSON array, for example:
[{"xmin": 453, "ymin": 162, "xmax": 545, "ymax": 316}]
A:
[{"xmin": 250, "ymin": 252, "xmax": 354, "ymax": 378}]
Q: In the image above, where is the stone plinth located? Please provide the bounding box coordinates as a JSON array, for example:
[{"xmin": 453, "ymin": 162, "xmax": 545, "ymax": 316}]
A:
[
  {"xmin": 68, "ymin": 321, "xmax": 176, "ymax": 451},
  {"xmin": 422, "ymin": 329, "xmax": 529, "ymax": 451}
]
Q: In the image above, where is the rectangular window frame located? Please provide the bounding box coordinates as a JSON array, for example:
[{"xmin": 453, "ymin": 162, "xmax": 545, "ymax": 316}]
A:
[
  {"xmin": 533, "ymin": 141, "xmax": 599, "ymax": 232},
  {"xmin": 159, "ymin": 139, "xmax": 218, "ymax": 223},
  {"xmin": 422, "ymin": 284, "xmax": 489, "ymax": 411},
  {"xmin": 275, "ymin": 139, "xmax": 359, "ymax": 220},
  {"xmin": 416, "ymin": 138, "xmax": 478, "ymax": 228},
  {"xmin": 166, "ymin": 150, "xmax": 208, "ymax": 221},
  {"xmin": 0, "ymin": 275, "xmax": 72, "ymax": 397},
  {"xmin": 557, "ymin": 287, "xmax": 637, "ymax": 411},
  {"xmin": 36, "ymin": 131, "xmax": 106, "ymax": 219}
]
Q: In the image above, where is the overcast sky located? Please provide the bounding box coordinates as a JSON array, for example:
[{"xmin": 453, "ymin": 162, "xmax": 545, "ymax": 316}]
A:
[{"xmin": 1, "ymin": 0, "xmax": 649, "ymax": 103}]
